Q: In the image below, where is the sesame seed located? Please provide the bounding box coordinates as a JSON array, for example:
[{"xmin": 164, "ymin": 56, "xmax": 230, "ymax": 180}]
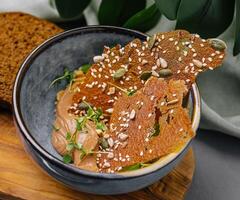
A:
[
  {"xmin": 129, "ymin": 109, "xmax": 136, "ymax": 119},
  {"xmin": 193, "ymin": 53, "xmax": 197, "ymax": 57},
  {"xmin": 142, "ymin": 59, "xmax": 148, "ymax": 65},
  {"xmin": 150, "ymin": 95, "xmax": 155, "ymax": 101},
  {"xmin": 178, "ymin": 57, "xmax": 182, "ymax": 62},
  {"xmin": 193, "ymin": 59, "xmax": 203, "ymax": 68},
  {"xmin": 102, "ymin": 162, "xmax": 111, "ymax": 168},
  {"xmin": 93, "ymin": 55, "xmax": 104, "ymax": 63},
  {"xmin": 106, "ymin": 108, "xmax": 113, "ymax": 113},
  {"xmin": 140, "ymin": 151, "xmax": 144, "ymax": 156},
  {"xmin": 149, "ymin": 149, "xmax": 153, "ymax": 153},
  {"xmin": 152, "ymin": 65, "xmax": 158, "ymax": 70},
  {"xmin": 118, "ymin": 133, "xmax": 128, "ymax": 141},
  {"xmin": 177, "ymin": 70, "xmax": 181, "ymax": 74},
  {"xmin": 211, "ymin": 53, "xmax": 216, "ymax": 56},
  {"xmin": 208, "ymin": 57, "xmax": 213, "ymax": 62},
  {"xmin": 169, "ymin": 38, "xmax": 174, "ymax": 41},
  {"xmin": 219, "ymin": 55, "xmax": 224, "ymax": 59},
  {"xmin": 138, "ymin": 125, "xmax": 142, "ymax": 130},
  {"xmin": 107, "ymin": 138, "xmax": 114, "ymax": 147},
  {"xmin": 107, "ymin": 152, "xmax": 114, "ymax": 159},
  {"xmin": 159, "ymin": 58, "xmax": 168, "ymax": 68}
]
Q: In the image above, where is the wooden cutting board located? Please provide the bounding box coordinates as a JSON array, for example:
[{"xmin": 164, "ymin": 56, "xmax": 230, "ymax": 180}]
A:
[{"xmin": 0, "ymin": 109, "xmax": 195, "ymax": 200}]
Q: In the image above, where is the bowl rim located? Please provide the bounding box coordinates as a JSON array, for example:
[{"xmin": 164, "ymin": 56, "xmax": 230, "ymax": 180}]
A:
[{"xmin": 13, "ymin": 25, "xmax": 201, "ymax": 179}]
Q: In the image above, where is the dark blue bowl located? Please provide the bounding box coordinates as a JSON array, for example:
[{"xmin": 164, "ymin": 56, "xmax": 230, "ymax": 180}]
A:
[{"xmin": 12, "ymin": 26, "xmax": 201, "ymax": 195}]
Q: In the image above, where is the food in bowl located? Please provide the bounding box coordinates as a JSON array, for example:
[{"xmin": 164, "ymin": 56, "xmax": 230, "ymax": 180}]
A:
[{"xmin": 51, "ymin": 30, "xmax": 226, "ymax": 173}]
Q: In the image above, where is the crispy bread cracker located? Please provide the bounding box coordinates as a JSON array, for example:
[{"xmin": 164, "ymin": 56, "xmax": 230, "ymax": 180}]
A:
[
  {"xmin": 72, "ymin": 30, "xmax": 225, "ymax": 117},
  {"xmin": 97, "ymin": 78, "xmax": 194, "ymax": 173}
]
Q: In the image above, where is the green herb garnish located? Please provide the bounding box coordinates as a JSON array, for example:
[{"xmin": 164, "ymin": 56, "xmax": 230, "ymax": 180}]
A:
[
  {"xmin": 108, "ymin": 82, "xmax": 136, "ymax": 96},
  {"xmin": 63, "ymin": 154, "xmax": 72, "ymax": 164},
  {"xmin": 149, "ymin": 123, "xmax": 160, "ymax": 138},
  {"xmin": 66, "ymin": 132, "xmax": 71, "ymax": 140},
  {"xmin": 49, "ymin": 68, "xmax": 74, "ymax": 88},
  {"xmin": 66, "ymin": 142, "xmax": 75, "ymax": 152},
  {"xmin": 80, "ymin": 64, "xmax": 91, "ymax": 74},
  {"xmin": 127, "ymin": 89, "xmax": 137, "ymax": 96}
]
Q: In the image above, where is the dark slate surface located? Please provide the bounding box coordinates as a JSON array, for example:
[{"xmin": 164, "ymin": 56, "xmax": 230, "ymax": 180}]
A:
[{"xmin": 186, "ymin": 129, "xmax": 240, "ymax": 200}]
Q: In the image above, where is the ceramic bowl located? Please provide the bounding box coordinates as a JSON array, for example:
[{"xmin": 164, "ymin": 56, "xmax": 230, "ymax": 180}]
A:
[{"xmin": 13, "ymin": 26, "xmax": 201, "ymax": 195}]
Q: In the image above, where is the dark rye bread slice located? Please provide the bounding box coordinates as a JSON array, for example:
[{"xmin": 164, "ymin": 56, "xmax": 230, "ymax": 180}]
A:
[
  {"xmin": 72, "ymin": 30, "xmax": 225, "ymax": 117},
  {"xmin": 0, "ymin": 12, "xmax": 63, "ymax": 106},
  {"xmin": 97, "ymin": 77, "xmax": 194, "ymax": 173}
]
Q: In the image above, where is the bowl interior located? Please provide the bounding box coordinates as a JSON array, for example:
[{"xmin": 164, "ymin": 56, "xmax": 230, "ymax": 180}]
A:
[
  {"xmin": 15, "ymin": 27, "xmax": 200, "ymax": 176},
  {"xmin": 18, "ymin": 27, "xmax": 146, "ymax": 160}
]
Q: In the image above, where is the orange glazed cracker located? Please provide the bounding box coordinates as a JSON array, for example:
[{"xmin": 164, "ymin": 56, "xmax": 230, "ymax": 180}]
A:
[
  {"xmin": 97, "ymin": 77, "xmax": 194, "ymax": 173},
  {"xmin": 71, "ymin": 30, "xmax": 225, "ymax": 118}
]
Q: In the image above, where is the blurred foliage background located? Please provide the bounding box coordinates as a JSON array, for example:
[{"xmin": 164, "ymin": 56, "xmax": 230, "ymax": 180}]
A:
[{"xmin": 50, "ymin": 0, "xmax": 240, "ymax": 56}]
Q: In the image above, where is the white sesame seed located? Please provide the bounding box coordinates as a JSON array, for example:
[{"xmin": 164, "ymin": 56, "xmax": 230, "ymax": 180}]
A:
[
  {"xmin": 183, "ymin": 50, "xmax": 188, "ymax": 56},
  {"xmin": 193, "ymin": 59, "xmax": 203, "ymax": 68},
  {"xmin": 208, "ymin": 57, "xmax": 213, "ymax": 62},
  {"xmin": 138, "ymin": 125, "xmax": 142, "ymax": 130},
  {"xmin": 129, "ymin": 109, "xmax": 136, "ymax": 119},
  {"xmin": 169, "ymin": 38, "xmax": 174, "ymax": 41},
  {"xmin": 106, "ymin": 108, "xmax": 113, "ymax": 113},
  {"xmin": 140, "ymin": 151, "xmax": 144, "ymax": 156},
  {"xmin": 219, "ymin": 55, "xmax": 224, "ymax": 59},
  {"xmin": 93, "ymin": 55, "xmax": 104, "ymax": 63},
  {"xmin": 107, "ymin": 138, "xmax": 114, "ymax": 147},
  {"xmin": 118, "ymin": 133, "xmax": 128, "ymax": 141}
]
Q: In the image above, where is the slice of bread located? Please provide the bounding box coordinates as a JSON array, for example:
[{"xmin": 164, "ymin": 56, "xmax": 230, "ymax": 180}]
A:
[{"xmin": 0, "ymin": 12, "xmax": 63, "ymax": 106}]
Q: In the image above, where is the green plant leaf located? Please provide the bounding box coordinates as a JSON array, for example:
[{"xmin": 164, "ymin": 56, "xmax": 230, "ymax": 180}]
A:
[
  {"xmin": 54, "ymin": 0, "xmax": 91, "ymax": 19},
  {"xmin": 63, "ymin": 154, "xmax": 72, "ymax": 164},
  {"xmin": 154, "ymin": 0, "xmax": 181, "ymax": 20},
  {"xmin": 80, "ymin": 64, "xmax": 91, "ymax": 74},
  {"xmin": 121, "ymin": 163, "xmax": 143, "ymax": 171},
  {"xmin": 123, "ymin": 4, "xmax": 161, "ymax": 32},
  {"xmin": 234, "ymin": 0, "xmax": 240, "ymax": 56},
  {"xmin": 176, "ymin": 0, "xmax": 235, "ymax": 38},
  {"xmin": 98, "ymin": 0, "xmax": 146, "ymax": 26}
]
